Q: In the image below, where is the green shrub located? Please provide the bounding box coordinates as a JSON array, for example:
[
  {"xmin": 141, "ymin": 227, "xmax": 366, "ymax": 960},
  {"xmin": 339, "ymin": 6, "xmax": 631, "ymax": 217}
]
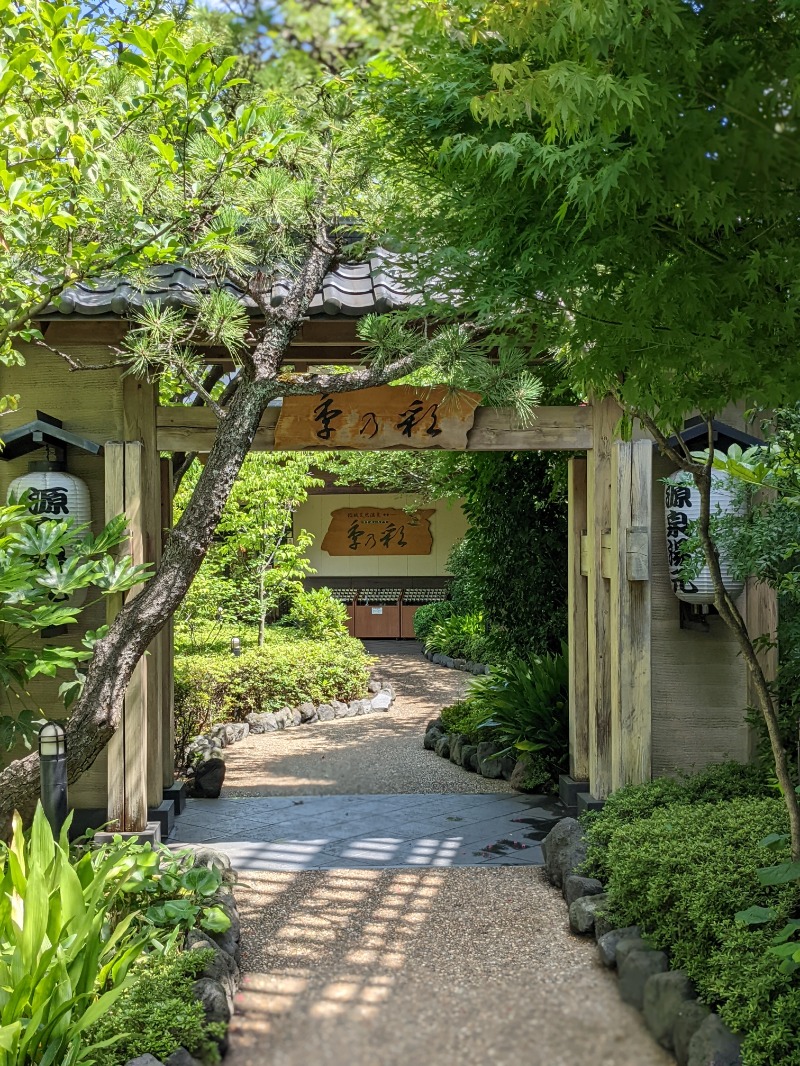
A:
[
  {"xmin": 439, "ymin": 701, "xmax": 493, "ymax": 744},
  {"xmin": 413, "ymin": 600, "xmax": 454, "ymax": 642},
  {"xmin": 285, "ymin": 588, "xmax": 350, "ymax": 640},
  {"xmin": 424, "ymin": 612, "xmax": 484, "ymax": 659},
  {"xmin": 582, "ymin": 762, "xmax": 773, "ymax": 882},
  {"xmin": 85, "ymin": 950, "xmax": 225, "ymax": 1066},
  {"xmin": 467, "ymin": 646, "xmax": 569, "ymax": 776},
  {"xmin": 174, "ymin": 634, "xmax": 371, "ymax": 759},
  {"xmin": 597, "ymin": 798, "xmax": 800, "ymax": 1066}
]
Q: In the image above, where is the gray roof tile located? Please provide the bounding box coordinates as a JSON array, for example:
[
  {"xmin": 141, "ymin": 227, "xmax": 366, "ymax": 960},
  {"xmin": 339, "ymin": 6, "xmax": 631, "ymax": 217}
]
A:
[{"xmin": 47, "ymin": 251, "xmax": 416, "ymax": 319}]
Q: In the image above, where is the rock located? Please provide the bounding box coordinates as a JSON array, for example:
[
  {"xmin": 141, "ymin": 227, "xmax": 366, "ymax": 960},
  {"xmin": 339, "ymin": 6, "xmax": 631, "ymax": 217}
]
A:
[
  {"xmin": 434, "ymin": 735, "xmax": 451, "ymax": 759},
  {"xmin": 449, "ymin": 734, "xmax": 468, "ymax": 765},
  {"xmin": 596, "ymin": 926, "xmax": 641, "ymax": 968},
  {"xmin": 453, "ymin": 658, "xmax": 467, "ymax": 670},
  {"xmin": 442, "ymin": 656, "xmax": 455, "ymax": 668},
  {"xmin": 460, "ymin": 744, "xmax": 478, "ymax": 770},
  {"xmin": 368, "ymin": 679, "xmax": 382, "ymax": 693},
  {"xmin": 644, "ymin": 971, "xmax": 695, "ymax": 1050},
  {"xmin": 427, "ymin": 718, "xmax": 444, "ymax": 732},
  {"xmin": 468, "ymin": 751, "xmax": 479, "ymax": 772},
  {"xmin": 618, "ymin": 949, "xmax": 670, "ymax": 1011},
  {"xmin": 674, "ymin": 1002, "xmax": 712, "ymax": 1066},
  {"xmin": 424, "ymin": 728, "xmax": 443, "ymax": 751},
  {"xmin": 432, "ymin": 654, "xmax": 445, "ymax": 665},
  {"xmin": 188, "ymin": 758, "xmax": 225, "ymax": 799},
  {"xmin": 165, "ymin": 1051, "xmax": 203, "ymax": 1066},
  {"xmin": 616, "ymin": 936, "xmax": 653, "ymax": 967},
  {"xmin": 193, "ymin": 977, "xmax": 231, "ymax": 1032},
  {"xmin": 476, "ymin": 741, "xmax": 505, "ymax": 778},
  {"xmin": 125, "ymin": 1057, "xmax": 164, "ymax": 1066},
  {"xmin": 687, "ymin": 1015, "xmax": 742, "ymax": 1066},
  {"xmin": 228, "ymin": 722, "xmax": 249, "ymax": 742},
  {"xmin": 317, "ymin": 703, "xmax": 335, "ymax": 722},
  {"xmin": 568, "ymin": 892, "xmax": 609, "ymax": 935},
  {"xmin": 564, "ymin": 875, "xmax": 605, "ymax": 908},
  {"xmin": 370, "ymin": 691, "xmax": 392, "ymax": 711},
  {"xmin": 593, "ymin": 910, "xmax": 616, "ymax": 940},
  {"xmin": 187, "ymin": 930, "xmax": 239, "ymax": 1009},
  {"xmin": 246, "ymin": 711, "xmax": 278, "ymax": 734},
  {"xmin": 500, "ymin": 754, "xmax": 517, "ymax": 780},
  {"xmin": 542, "ymin": 818, "xmax": 586, "ymax": 889},
  {"xmin": 509, "ymin": 754, "xmax": 548, "ymax": 792},
  {"xmin": 175, "ymin": 844, "xmax": 233, "ymax": 874},
  {"xmin": 291, "ymin": 709, "xmax": 302, "ymax": 726},
  {"xmin": 273, "ymin": 707, "xmax": 293, "ymax": 728},
  {"xmin": 298, "ymin": 702, "xmax": 317, "ymax": 722},
  {"xmin": 380, "ymin": 682, "xmax": 395, "ymax": 697}
]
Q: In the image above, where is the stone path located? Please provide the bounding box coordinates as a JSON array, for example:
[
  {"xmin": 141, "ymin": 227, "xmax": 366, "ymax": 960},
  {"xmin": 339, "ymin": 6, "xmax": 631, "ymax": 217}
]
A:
[{"xmin": 170, "ymin": 641, "xmax": 670, "ymax": 1066}]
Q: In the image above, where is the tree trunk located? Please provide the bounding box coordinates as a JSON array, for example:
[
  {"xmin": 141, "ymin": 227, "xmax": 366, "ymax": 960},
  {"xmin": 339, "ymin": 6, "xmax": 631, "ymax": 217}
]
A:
[
  {"xmin": 258, "ymin": 567, "xmax": 266, "ymax": 648},
  {"xmin": 692, "ymin": 464, "xmax": 800, "ymax": 860}
]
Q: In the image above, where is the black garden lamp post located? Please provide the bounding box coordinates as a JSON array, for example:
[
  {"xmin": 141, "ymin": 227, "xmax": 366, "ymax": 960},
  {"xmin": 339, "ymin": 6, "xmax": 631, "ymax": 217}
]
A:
[{"xmin": 39, "ymin": 720, "xmax": 68, "ymax": 835}]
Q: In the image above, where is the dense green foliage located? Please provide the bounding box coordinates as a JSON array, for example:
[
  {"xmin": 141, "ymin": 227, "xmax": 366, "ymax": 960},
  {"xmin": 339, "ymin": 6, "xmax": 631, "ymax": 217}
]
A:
[
  {"xmin": 0, "ymin": 505, "xmax": 150, "ymax": 762},
  {"xmin": 581, "ymin": 762, "xmax": 773, "ymax": 883},
  {"xmin": 439, "ymin": 700, "xmax": 489, "ymax": 745},
  {"xmin": 369, "ymin": 0, "xmax": 800, "ymax": 424},
  {"xmin": 85, "ymin": 950, "xmax": 224, "ymax": 1066},
  {"xmin": 592, "ymin": 798, "xmax": 800, "ymax": 1066},
  {"xmin": 284, "ymin": 588, "xmax": 350, "ymax": 641},
  {"xmin": 174, "ymin": 631, "xmax": 371, "ymax": 759},
  {"xmin": 469, "ymin": 645, "xmax": 568, "ymax": 775},
  {"xmin": 423, "ymin": 612, "xmax": 484, "ymax": 660},
  {"xmin": 448, "ymin": 453, "xmax": 567, "ymax": 658},
  {"xmin": 412, "ymin": 601, "xmax": 455, "ymax": 644}
]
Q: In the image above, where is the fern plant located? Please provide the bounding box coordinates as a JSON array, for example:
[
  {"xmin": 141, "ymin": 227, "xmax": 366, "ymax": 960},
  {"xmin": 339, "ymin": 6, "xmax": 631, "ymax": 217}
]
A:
[{"xmin": 468, "ymin": 644, "xmax": 569, "ymax": 773}]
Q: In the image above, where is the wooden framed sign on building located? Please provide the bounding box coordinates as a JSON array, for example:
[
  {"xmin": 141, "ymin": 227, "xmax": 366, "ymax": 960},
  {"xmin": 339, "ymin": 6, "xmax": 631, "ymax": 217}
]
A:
[{"xmin": 321, "ymin": 507, "xmax": 435, "ymax": 557}]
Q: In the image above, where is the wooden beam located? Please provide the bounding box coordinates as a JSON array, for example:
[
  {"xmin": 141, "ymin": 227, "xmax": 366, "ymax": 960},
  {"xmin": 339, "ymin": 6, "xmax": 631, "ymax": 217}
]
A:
[
  {"xmin": 610, "ymin": 440, "xmax": 652, "ymax": 791},
  {"xmin": 568, "ymin": 458, "xmax": 590, "ymax": 781},
  {"xmin": 156, "ymin": 404, "xmax": 594, "ymax": 453},
  {"xmin": 586, "ymin": 394, "xmax": 621, "ymax": 800}
]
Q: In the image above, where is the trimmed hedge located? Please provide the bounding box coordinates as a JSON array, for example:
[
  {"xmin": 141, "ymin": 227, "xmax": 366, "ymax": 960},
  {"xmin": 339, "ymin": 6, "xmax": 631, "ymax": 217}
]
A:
[{"xmin": 174, "ymin": 634, "xmax": 371, "ymax": 730}]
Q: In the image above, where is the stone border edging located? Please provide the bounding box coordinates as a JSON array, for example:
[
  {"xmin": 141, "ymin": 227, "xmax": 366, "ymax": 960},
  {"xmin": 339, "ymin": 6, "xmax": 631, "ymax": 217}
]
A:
[
  {"xmin": 541, "ymin": 818, "xmax": 744, "ymax": 1066},
  {"xmin": 124, "ymin": 844, "xmax": 242, "ymax": 1066},
  {"xmin": 424, "ymin": 719, "xmax": 549, "ymax": 791},
  {"xmin": 183, "ymin": 679, "xmax": 397, "ymax": 797},
  {"xmin": 422, "ymin": 648, "xmax": 490, "ymax": 675}
]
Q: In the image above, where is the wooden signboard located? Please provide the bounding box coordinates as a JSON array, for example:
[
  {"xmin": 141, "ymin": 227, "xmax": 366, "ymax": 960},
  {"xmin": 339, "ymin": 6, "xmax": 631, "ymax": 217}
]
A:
[
  {"xmin": 274, "ymin": 385, "xmax": 481, "ymax": 451},
  {"xmin": 322, "ymin": 508, "xmax": 435, "ymax": 556}
]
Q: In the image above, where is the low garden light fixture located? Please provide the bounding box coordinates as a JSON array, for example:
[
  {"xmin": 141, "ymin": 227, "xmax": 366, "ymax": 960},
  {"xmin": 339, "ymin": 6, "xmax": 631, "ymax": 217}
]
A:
[
  {"xmin": 39, "ymin": 720, "xmax": 68, "ymax": 834},
  {"xmin": 231, "ymin": 637, "xmax": 241, "ymax": 657}
]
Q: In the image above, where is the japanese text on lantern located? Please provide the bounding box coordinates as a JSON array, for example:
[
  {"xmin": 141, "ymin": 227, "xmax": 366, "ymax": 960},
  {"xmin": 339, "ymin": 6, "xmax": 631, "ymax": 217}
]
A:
[
  {"xmin": 274, "ymin": 385, "xmax": 481, "ymax": 451},
  {"xmin": 665, "ymin": 482, "xmax": 698, "ymax": 596},
  {"xmin": 322, "ymin": 508, "xmax": 435, "ymax": 557}
]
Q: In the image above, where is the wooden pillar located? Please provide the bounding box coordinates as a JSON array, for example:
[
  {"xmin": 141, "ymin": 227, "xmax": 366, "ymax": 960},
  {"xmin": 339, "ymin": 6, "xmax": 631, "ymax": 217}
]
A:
[
  {"xmin": 568, "ymin": 458, "xmax": 590, "ymax": 780},
  {"xmin": 105, "ymin": 441, "xmax": 148, "ymax": 832},
  {"xmin": 123, "ymin": 378, "xmax": 163, "ymax": 811},
  {"xmin": 610, "ymin": 440, "xmax": 652, "ymax": 790},
  {"xmin": 744, "ymin": 576, "xmax": 779, "ymax": 762},
  {"xmin": 586, "ymin": 395, "xmax": 621, "ymax": 800},
  {"xmin": 160, "ymin": 457, "xmax": 175, "ymax": 788}
]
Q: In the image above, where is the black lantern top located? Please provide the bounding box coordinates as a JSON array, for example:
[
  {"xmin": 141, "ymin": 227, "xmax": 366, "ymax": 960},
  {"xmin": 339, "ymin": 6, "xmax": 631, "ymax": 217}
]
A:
[
  {"xmin": 664, "ymin": 416, "xmax": 762, "ymax": 455},
  {"xmin": 0, "ymin": 411, "xmax": 103, "ymax": 466}
]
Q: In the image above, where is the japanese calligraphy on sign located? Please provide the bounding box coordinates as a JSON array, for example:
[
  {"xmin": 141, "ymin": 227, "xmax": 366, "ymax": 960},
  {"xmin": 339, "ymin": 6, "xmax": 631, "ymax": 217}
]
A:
[
  {"xmin": 322, "ymin": 508, "xmax": 435, "ymax": 557},
  {"xmin": 274, "ymin": 386, "xmax": 481, "ymax": 451},
  {"xmin": 664, "ymin": 480, "xmax": 699, "ymax": 596},
  {"xmin": 27, "ymin": 486, "xmax": 70, "ymax": 516}
]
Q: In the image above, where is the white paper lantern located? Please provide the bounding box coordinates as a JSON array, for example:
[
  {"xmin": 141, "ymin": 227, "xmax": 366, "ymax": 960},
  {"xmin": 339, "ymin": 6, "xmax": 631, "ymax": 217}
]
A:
[
  {"xmin": 664, "ymin": 472, "xmax": 745, "ymax": 604},
  {"xmin": 7, "ymin": 463, "xmax": 92, "ymax": 527}
]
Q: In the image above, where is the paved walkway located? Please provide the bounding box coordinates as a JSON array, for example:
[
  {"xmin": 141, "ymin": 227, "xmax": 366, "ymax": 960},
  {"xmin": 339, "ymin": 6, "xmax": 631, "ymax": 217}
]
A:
[{"xmin": 170, "ymin": 642, "xmax": 669, "ymax": 1066}]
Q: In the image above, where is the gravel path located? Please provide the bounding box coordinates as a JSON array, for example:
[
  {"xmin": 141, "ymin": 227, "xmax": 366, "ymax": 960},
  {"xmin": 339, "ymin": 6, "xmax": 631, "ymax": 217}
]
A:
[
  {"xmin": 227, "ymin": 865, "xmax": 671, "ymax": 1066},
  {"xmin": 222, "ymin": 642, "xmax": 668, "ymax": 1066},
  {"xmin": 222, "ymin": 642, "xmax": 515, "ymax": 797}
]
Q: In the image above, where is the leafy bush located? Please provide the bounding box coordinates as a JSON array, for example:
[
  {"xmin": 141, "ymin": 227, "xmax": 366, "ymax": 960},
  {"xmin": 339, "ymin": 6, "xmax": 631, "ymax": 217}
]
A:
[
  {"xmin": 439, "ymin": 701, "xmax": 492, "ymax": 744},
  {"xmin": 595, "ymin": 798, "xmax": 800, "ymax": 1066},
  {"xmin": 413, "ymin": 600, "xmax": 454, "ymax": 643},
  {"xmin": 285, "ymin": 588, "xmax": 350, "ymax": 640},
  {"xmin": 174, "ymin": 633, "xmax": 371, "ymax": 757},
  {"xmin": 0, "ymin": 807, "xmax": 149, "ymax": 1065},
  {"xmin": 582, "ymin": 762, "xmax": 773, "ymax": 883},
  {"xmin": 467, "ymin": 645, "xmax": 569, "ymax": 776},
  {"xmin": 424, "ymin": 612, "xmax": 484, "ymax": 659},
  {"xmin": 85, "ymin": 951, "xmax": 225, "ymax": 1066}
]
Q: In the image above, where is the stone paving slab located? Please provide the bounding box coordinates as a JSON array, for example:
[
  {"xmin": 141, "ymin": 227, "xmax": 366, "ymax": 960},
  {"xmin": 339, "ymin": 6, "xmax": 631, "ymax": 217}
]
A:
[{"xmin": 168, "ymin": 793, "xmax": 563, "ymax": 871}]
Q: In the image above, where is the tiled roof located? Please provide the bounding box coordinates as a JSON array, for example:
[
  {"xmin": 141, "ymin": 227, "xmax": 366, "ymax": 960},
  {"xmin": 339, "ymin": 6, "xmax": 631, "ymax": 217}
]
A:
[{"xmin": 47, "ymin": 252, "xmax": 418, "ymax": 319}]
